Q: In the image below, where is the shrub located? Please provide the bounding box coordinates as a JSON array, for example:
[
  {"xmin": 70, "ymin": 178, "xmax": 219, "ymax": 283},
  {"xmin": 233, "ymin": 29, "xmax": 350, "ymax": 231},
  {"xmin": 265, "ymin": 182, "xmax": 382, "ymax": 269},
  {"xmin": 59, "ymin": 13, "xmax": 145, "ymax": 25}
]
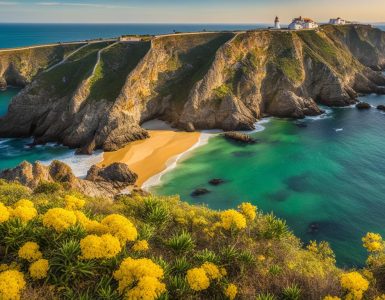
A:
[
  {"xmin": 34, "ymin": 181, "xmax": 61, "ymax": 194},
  {"xmin": 101, "ymin": 214, "xmax": 137, "ymax": 243},
  {"xmin": 42, "ymin": 208, "xmax": 77, "ymax": 232},
  {"xmin": 256, "ymin": 293, "xmax": 277, "ymax": 300},
  {"xmin": 186, "ymin": 267, "xmax": 210, "ymax": 291},
  {"xmin": 18, "ymin": 242, "xmax": 43, "ymax": 262},
  {"xmin": 80, "ymin": 234, "xmax": 122, "ymax": 259},
  {"xmin": 224, "ymin": 283, "xmax": 238, "ymax": 300},
  {"xmin": 141, "ymin": 197, "xmax": 170, "ymax": 226},
  {"xmin": 194, "ymin": 249, "xmax": 220, "ymax": 264},
  {"xmin": 171, "ymin": 257, "xmax": 191, "ymax": 275},
  {"xmin": 166, "ymin": 231, "xmax": 195, "ymax": 254},
  {"xmin": 282, "ymin": 284, "xmax": 302, "ymax": 300},
  {"xmin": 0, "ymin": 270, "xmax": 26, "ymax": 300},
  {"xmin": 29, "ymin": 259, "xmax": 49, "ymax": 280}
]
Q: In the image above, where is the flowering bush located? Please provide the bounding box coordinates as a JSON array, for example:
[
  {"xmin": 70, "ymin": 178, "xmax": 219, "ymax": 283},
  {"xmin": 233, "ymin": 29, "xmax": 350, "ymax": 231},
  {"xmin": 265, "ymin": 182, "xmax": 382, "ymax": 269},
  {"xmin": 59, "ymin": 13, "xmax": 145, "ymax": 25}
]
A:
[
  {"xmin": 18, "ymin": 242, "xmax": 43, "ymax": 262},
  {"xmin": 42, "ymin": 208, "xmax": 77, "ymax": 232},
  {"xmin": 340, "ymin": 271, "xmax": 369, "ymax": 300},
  {"xmin": 132, "ymin": 240, "xmax": 149, "ymax": 252},
  {"xmin": 201, "ymin": 262, "xmax": 222, "ymax": 280},
  {"xmin": 113, "ymin": 257, "xmax": 165, "ymax": 299},
  {"xmin": 101, "ymin": 214, "xmax": 138, "ymax": 243},
  {"xmin": 29, "ymin": 259, "xmax": 49, "ymax": 280},
  {"xmin": 219, "ymin": 209, "xmax": 247, "ymax": 230},
  {"xmin": 8, "ymin": 199, "xmax": 37, "ymax": 222},
  {"xmin": 186, "ymin": 267, "xmax": 210, "ymax": 291},
  {"xmin": 238, "ymin": 202, "xmax": 256, "ymax": 221},
  {"xmin": 64, "ymin": 195, "xmax": 85, "ymax": 210},
  {"xmin": 362, "ymin": 232, "xmax": 384, "ymax": 253},
  {"xmin": 80, "ymin": 234, "xmax": 122, "ymax": 259},
  {"xmin": 0, "ymin": 202, "xmax": 10, "ymax": 223},
  {"xmin": 74, "ymin": 210, "xmax": 106, "ymax": 234},
  {"xmin": 324, "ymin": 296, "xmax": 341, "ymax": 300},
  {"xmin": 225, "ymin": 283, "xmax": 238, "ymax": 300},
  {"xmin": 0, "ymin": 270, "xmax": 26, "ymax": 300}
]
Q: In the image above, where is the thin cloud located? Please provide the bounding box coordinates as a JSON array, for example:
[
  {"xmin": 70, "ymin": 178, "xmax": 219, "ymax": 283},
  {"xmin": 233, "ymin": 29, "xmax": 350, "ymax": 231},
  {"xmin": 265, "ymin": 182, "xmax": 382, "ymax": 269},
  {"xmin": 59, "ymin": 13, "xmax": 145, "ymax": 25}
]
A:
[
  {"xmin": 36, "ymin": 2, "xmax": 125, "ymax": 8},
  {"xmin": 0, "ymin": 1, "xmax": 20, "ymax": 5}
]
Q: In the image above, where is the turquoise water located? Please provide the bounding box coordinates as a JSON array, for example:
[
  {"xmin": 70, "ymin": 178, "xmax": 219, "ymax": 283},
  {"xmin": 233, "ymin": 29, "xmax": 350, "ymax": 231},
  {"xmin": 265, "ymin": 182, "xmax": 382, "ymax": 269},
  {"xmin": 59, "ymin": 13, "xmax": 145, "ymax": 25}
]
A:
[
  {"xmin": 154, "ymin": 93, "xmax": 385, "ymax": 267},
  {"xmin": 0, "ymin": 90, "xmax": 102, "ymax": 175}
]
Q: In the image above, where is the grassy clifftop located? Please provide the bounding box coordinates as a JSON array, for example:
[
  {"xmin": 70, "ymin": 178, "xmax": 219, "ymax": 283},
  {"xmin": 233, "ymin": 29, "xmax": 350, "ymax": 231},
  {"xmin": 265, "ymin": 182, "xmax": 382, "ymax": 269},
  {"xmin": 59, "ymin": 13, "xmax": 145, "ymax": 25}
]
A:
[{"xmin": 0, "ymin": 180, "xmax": 384, "ymax": 299}]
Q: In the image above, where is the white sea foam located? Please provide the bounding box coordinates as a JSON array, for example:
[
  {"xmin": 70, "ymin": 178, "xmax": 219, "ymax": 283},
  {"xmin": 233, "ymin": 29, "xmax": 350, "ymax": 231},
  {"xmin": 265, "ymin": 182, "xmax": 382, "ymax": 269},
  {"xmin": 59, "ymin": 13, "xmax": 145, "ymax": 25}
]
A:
[
  {"xmin": 41, "ymin": 150, "xmax": 104, "ymax": 178},
  {"xmin": 335, "ymin": 128, "xmax": 343, "ymax": 132},
  {"xmin": 305, "ymin": 108, "xmax": 333, "ymax": 121},
  {"xmin": 247, "ymin": 118, "xmax": 271, "ymax": 133}
]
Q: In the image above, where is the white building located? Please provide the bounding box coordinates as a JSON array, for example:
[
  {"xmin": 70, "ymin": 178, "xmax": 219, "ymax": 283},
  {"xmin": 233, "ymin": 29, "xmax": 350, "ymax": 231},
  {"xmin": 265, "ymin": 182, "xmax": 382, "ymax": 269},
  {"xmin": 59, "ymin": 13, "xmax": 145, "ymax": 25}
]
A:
[
  {"xmin": 329, "ymin": 17, "xmax": 346, "ymax": 25},
  {"xmin": 274, "ymin": 16, "xmax": 281, "ymax": 29},
  {"xmin": 288, "ymin": 16, "xmax": 319, "ymax": 30}
]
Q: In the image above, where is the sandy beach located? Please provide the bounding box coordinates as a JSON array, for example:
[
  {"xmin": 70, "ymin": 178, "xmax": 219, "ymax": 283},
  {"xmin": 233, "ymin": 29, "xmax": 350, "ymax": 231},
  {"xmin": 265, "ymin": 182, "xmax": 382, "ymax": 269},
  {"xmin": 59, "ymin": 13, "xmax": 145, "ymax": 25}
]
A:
[{"xmin": 98, "ymin": 122, "xmax": 201, "ymax": 187}]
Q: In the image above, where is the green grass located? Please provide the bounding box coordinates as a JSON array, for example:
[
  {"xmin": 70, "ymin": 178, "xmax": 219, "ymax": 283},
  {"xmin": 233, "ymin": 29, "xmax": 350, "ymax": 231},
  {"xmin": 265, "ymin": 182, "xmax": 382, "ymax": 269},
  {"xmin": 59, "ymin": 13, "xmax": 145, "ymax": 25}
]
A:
[
  {"xmin": 68, "ymin": 42, "xmax": 112, "ymax": 62},
  {"xmin": 87, "ymin": 42, "xmax": 151, "ymax": 102}
]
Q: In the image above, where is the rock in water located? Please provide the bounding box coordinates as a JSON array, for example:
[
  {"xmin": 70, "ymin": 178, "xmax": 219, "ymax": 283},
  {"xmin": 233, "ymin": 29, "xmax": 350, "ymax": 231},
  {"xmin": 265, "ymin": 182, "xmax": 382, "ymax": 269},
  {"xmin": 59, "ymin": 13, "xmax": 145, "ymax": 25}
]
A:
[
  {"xmin": 208, "ymin": 178, "xmax": 225, "ymax": 186},
  {"xmin": 86, "ymin": 163, "xmax": 137, "ymax": 185},
  {"xmin": 356, "ymin": 102, "xmax": 371, "ymax": 109},
  {"xmin": 377, "ymin": 105, "xmax": 385, "ymax": 111},
  {"xmin": 224, "ymin": 132, "xmax": 256, "ymax": 144},
  {"xmin": 191, "ymin": 188, "xmax": 210, "ymax": 197}
]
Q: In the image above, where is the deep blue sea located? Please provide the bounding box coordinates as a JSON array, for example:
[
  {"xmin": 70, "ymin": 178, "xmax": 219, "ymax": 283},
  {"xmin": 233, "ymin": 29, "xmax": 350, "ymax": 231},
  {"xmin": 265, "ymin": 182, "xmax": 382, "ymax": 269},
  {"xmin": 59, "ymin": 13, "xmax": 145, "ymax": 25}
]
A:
[{"xmin": 0, "ymin": 23, "xmax": 267, "ymax": 49}]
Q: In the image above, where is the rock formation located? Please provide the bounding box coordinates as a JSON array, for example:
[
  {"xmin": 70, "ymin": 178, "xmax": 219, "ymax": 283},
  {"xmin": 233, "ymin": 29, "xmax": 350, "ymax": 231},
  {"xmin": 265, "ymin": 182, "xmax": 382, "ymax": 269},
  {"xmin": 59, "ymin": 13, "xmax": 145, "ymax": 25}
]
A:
[
  {"xmin": 0, "ymin": 25, "xmax": 385, "ymax": 152},
  {"xmin": 0, "ymin": 160, "xmax": 138, "ymax": 198}
]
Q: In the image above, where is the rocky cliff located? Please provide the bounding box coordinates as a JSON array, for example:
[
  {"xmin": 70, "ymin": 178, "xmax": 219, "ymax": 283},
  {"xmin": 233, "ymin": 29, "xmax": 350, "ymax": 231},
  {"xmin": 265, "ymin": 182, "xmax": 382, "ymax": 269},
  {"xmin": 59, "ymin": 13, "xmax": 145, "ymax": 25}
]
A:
[{"xmin": 1, "ymin": 25, "xmax": 385, "ymax": 152}]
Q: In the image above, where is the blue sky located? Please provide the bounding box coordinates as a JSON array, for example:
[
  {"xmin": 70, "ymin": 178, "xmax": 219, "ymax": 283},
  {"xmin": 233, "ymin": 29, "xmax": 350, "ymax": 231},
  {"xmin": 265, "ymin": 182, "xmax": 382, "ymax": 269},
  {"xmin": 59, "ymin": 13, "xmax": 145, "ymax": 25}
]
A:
[{"xmin": 0, "ymin": 0, "xmax": 384, "ymax": 23}]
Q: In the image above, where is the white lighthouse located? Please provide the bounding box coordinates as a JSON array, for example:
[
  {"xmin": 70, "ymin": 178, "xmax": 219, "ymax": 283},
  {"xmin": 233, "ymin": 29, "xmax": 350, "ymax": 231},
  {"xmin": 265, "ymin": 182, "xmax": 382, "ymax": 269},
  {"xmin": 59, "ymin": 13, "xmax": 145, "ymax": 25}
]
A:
[{"xmin": 274, "ymin": 16, "xmax": 281, "ymax": 29}]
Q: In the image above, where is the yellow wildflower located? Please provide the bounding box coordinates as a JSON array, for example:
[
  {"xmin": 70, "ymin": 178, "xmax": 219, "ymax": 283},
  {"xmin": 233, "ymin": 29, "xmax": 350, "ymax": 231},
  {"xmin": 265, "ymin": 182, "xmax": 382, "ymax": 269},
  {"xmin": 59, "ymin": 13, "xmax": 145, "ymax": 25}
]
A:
[
  {"xmin": 186, "ymin": 267, "xmax": 210, "ymax": 291},
  {"xmin": 29, "ymin": 259, "xmax": 49, "ymax": 280},
  {"xmin": 340, "ymin": 272, "xmax": 369, "ymax": 300},
  {"xmin": 323, "ymin": 296, "xmax": 341, "ymax": 300},
  {"xmin": 132, "ymin": 240, "xmax": 149, "ymax": 252},
  {"xmin": 257, "ymin": 255, "xmax": 266, "ymax": 262},
  {"xmin": 125, "ymin": 276, "xmax": 166, "ymax": 300},
  {"xmin": 307, "ymin": 241, "xmax": 319, "ymax": 253},
  {"xmin": 14, "ymin": 199, "xmax": 34, "ymax": 208},
  {"xmin": 9, "ymin": 206, "xmax": 37, "ymax": 222},
  {"xmin": 101, "ymin": 214, "xmax": 137, "ymax": 243},
  {"xmin": 225, "ymin": 283, "xmax": 237, "ymax": 300},
  {"xmin": 201, "ymin": 262, "xmax": 222, "ymax": 280},
  {"xmin": 220, "ymin": 267, "xmax": 227, "ymax": 276},
  {"xmin": 0, "ymin": 270, "xmax": 26, "ymax": 300},
  {"xmin": 374, "ymin": 295, "xmax": 385, "ymax": 300},
  {"xmin": 362, "ymin": 269, "xmax": 373, "ymax": 281},
  {"xmin": 238, "ymin": 202, "xmax": 256, "ymax": 221},
  {"xmin": 64, "ymin": 195, "xmax": 85, "ymax": 210},
  {"xmin": 114, "ymin": 257, "xmax": 164, "ymax": 297},
  {"xmin": 42, "ymin": 208, "xmax": 77, "ymax": 232},
  {"xmin": 362, "ymin": 233, "xmax": 384, "ymax": 252},
  {"xmin": 18, "ymin": 242, "xmax": 42, "ymax": 262},
  {"xmin": 74, "ymin": 211, "xmax": 106, "ymax": 234},
  {"xmin": 0, "ymin": 202, "xmax": 10, "ymax": 223},
  {"xmin": 192, "ymin": 216, "xmax": 208, "ymax": 226},
  {"xmin": 80, "ymin": 234, "xmax": 122, "ymax": 259},
  {"xmin": 219, "ymin": 209, "xmax": 247, "ymax": 230}
]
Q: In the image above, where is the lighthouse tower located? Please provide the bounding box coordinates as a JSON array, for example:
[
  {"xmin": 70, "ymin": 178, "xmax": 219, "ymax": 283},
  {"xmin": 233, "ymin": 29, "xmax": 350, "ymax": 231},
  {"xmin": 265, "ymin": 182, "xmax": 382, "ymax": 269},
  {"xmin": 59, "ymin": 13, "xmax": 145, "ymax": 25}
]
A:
[{"xmin": 274, "ymin": 16, "xmax": 281, "ymax": 29}]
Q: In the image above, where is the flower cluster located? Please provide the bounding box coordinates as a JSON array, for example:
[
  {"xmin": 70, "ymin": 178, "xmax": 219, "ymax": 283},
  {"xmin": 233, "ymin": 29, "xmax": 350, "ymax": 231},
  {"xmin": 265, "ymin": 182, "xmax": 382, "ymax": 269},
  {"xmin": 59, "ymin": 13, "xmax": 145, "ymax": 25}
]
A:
[
  {"xmin": 238, "ymin": 202, "xmax": 256, "ymax": 221},
  {"xmin": 186, "ymin": 262, "xmax": 224, "ymax": 291},
  {"xmin": 29, "ymin": 259, "xmax": 49, "ymax": 280},
  {"xmin": 0, "ymin": 202, "xmax": 10, "ymax": 223},
  {"xmin": 18, "ymin": 242, "xmax": 43, "ymax": 262},
  {"xmin": 74, "ymin": 211, "xmax": 106, "ymax": 234},
  {"xmin": 80, "ymin": 234, "xmax": 122, "ymax": 259},
  {"xmin": 64, "ymin": 195, "xmax": 85, "ymax": 210},
  {"xmin": 132, "ymin": 240, "xmax": 149, "ymax": 252},
  {"xmin": 362, "ymin": 233, "xmax": 384, "ymax": 253},
  {"xmin": 340, "ymin": 272, "xmax": 369, "ymax": 300},
  {"xmin": 8, "ymin": 199, "xmax": 37, "ymax": 222},
  {"xmin": 42, "ymin": 208, "xmax": 77, "ymax": 232},
  {"xmin": 219, "ymin": 209, "xmax": 247, "ymax": 230},
  {"xmin": 224, "ymin": 283, "xmax": 238, "ymax": 300},
  {"xmin": 101, "ymin": 214, "xmax": 138, "ymax": 243},
  {"xmin": 323, "ymin": 296, "xmax": 341, "ymax": 300},
  {"xmin": 0, "ymin": 270, "xmax": 26, "ymax": 300},
  {"xmin": 113, "ymin": 257, "xmax": 165, "ymax": 300},
  {"xmin": 186, "ymin": 267, "xmax": 210, "ymax": 291}
]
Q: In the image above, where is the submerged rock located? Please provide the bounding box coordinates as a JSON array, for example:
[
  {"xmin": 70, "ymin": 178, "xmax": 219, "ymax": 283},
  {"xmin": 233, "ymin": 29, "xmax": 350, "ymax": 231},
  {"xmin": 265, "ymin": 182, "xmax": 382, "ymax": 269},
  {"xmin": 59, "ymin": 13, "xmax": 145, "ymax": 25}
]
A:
[
  {"xmin": 208, "ymin": 178, "xmax": 225, "ymax": 186},
  {"xmin": 308, "ymin": 222, "xmax": 320, "ymax": 234},
  {"xmin": 377, "ymin": 105, "xmax": 385, "ymax": 111},
  {"xmin": 356, "ymin": 102, "xmax": 371, "ymax": 109},
  {"xmin": 191, "ymin": 188, "xmax": 210, "ymax": 197},
  {"xmin": 224, "ymin": 132, "xmax": 256, "ymax": 144}
]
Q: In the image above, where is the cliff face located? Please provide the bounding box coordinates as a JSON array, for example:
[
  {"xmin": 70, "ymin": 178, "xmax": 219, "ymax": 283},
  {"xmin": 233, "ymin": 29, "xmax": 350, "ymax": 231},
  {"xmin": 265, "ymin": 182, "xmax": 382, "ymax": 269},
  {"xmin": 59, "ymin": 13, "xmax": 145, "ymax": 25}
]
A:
[{"xmin": 1, "ymin": 25, "xmax": 385, "ymax": 152}]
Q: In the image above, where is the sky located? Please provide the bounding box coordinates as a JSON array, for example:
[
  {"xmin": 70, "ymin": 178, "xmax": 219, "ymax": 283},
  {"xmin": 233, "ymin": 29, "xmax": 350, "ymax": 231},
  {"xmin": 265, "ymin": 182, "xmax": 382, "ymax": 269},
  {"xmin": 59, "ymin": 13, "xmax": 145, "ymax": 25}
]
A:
[{"xmin": 0, "ymin": 0, "xmax": 384, "ymax": 24}]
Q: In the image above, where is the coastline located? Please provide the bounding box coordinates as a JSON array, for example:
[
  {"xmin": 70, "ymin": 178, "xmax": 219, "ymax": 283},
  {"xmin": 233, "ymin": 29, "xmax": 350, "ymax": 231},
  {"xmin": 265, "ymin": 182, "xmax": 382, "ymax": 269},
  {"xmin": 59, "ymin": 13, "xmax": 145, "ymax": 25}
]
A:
[{"xmin": 98, "ymin": 122, "xmax": 203, "ymax": 188}]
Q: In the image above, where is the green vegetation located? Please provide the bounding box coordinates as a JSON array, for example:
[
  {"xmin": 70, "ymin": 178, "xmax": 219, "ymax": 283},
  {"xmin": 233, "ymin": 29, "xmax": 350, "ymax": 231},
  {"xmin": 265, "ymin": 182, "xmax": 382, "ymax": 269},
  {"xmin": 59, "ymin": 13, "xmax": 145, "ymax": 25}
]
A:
[
  {"xmin": 269, "ymin": 32, "xmax": 303, "ymax": 83},
  {"xmin": 156, "ymin": 33, "xmax": 234, "ymax": 111},
  {"xmin": 1, "ymin": 179, "xmax": 385, "ymax": 299},
  {"xmin": 68, "ymin": 42, "xmax": 111, "ymax": 62},
  {"xmin": 88, "ymin": 42, "xmax": 151, "ymax": 102}
]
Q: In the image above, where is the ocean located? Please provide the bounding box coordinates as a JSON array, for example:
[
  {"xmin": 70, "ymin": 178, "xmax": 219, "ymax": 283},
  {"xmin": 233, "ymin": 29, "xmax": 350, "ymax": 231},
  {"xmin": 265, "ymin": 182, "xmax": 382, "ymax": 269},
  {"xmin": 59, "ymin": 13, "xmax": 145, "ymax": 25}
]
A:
[
  {"xmin": 0, "ymin": 23, "xmax": 385, "ymax": 267},
  {"xmin": 154, "ymin": 93, "xmax": 385, "ymax": 267}
]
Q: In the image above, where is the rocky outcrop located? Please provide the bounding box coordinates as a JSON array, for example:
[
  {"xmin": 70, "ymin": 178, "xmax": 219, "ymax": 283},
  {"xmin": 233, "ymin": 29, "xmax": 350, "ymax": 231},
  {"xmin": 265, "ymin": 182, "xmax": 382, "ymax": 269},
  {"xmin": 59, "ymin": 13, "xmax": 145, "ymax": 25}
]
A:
[
  {"xmin": 1, "ymin": 26, "xmax": 385, "ymax": 152},
  {"xmin": 356, "ymin": 102, "xmax": 371, "ymax": 109},
  {"xmin": 224, "ymin": 131, "xmax": 257, "ymax": 144},
  {"xmin": 0, "ymin": 160, "xmax": 137, "ymax": 198}
]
